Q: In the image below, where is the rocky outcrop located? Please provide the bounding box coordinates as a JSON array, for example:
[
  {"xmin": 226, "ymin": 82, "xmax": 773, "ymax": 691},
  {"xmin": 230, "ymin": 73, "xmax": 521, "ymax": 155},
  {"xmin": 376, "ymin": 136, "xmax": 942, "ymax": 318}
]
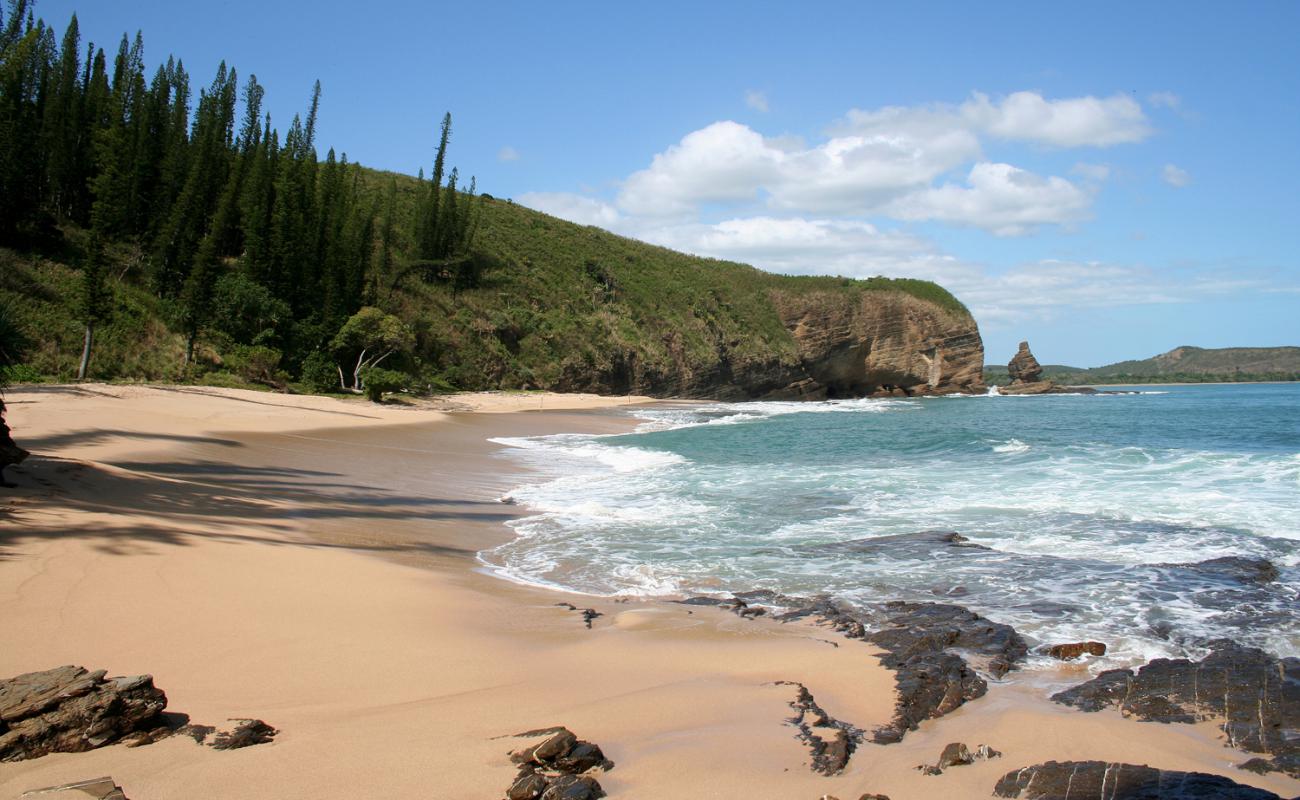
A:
[
  {"xmin": 917, "ymin": 742, "xmax": 1001, "ymax": 775},
  {"xmin": 992, "ymin": 761, "xmax": 1285, "ymax": 799},
  {"xmin": 19, "ymin": 777, "xmax": 130, "ymax": 799},
  {"xmin": 504, "ymin": 727, "xmax": 612, "ymax": 800},
  {"xmin": 771, "ymin": 290, "xmax": 985, "ymax": 398},
  {"xmin": 0, "ymin": 666, "xmax": 167, "ymax": 761},
  {"xmin": 0, "ymin": 399, "xmax": 28, "ymax": 486},
  {"xmin": 1052, "ymin": 641, "xmax": 1299, "ymax": 778},
  {"xmin": 1044, "ymin": 641, "xmax": 1107, "ymax": 660},
  {"xmin": 1008, "ymin": 341, "xmax": 1043, "ymax": 383},
  {"xmin": 778, "ymin": 681, "xmax": 861, "ymax": 775}
]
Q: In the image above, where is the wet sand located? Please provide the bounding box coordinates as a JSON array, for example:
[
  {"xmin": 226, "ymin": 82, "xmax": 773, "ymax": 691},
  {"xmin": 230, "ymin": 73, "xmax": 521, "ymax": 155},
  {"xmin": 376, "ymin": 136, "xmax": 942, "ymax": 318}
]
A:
[{"xmin": 1, "ymin": 384, "xmax": 1295, "ymax": 799}]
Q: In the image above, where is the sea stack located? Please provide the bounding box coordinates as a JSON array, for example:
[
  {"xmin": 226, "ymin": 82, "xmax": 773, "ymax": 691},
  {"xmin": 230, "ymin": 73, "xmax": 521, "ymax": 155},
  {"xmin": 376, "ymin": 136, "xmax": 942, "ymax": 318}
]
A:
[{"xmin": 1000, "ymin": 341, "xmax": 1057, "ymax": 395}]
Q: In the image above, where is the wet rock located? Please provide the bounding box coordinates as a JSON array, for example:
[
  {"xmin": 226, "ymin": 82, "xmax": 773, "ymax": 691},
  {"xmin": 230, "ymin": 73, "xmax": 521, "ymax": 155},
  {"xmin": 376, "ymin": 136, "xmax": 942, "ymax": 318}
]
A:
[
  {"xmin": 209, "ymin": 718, "xmax": 277, "ymax": 750},
  {"xmin": 1044, "ymin": 641, "xmax": 1107, "ymax": 660},
  {"xmin": 803, "ymin": 530, "xmax": 991, "ymax": 558},
  {"xmin": 555, "ymin": 603, "xmax": 603, "ymax": 629},
  {"xmin": 778, "ymin": 681, "xmax": 861, "ymax": 776},
  {"xmin": 1168, "ymin": 556, "xmax": 1280, "ymax": 585},
  {"xmin": 1052, "ymin": 640, "xmax": 1299, "ymax": 778},
  {"xmin": 1008, "ymin": 341, "xmax": 1043, "ymax": 384},
  {"xmin": 502, "ymin": 727, "xmax": 612, "ymax": 800},
  {"xmin": 992, "ymin": 760, "xmax": 1285, "ymax": 799},
  {"xmin": 19, "ymin": 777, "xmax": 129, "ymax": 799},
  {"xmin": 0, "ymin": 666, "xmax": 167, "ymax": 761},
  {"xmin": 774, "ymin": 598, "xmax": 1027, "ymax": 744}
]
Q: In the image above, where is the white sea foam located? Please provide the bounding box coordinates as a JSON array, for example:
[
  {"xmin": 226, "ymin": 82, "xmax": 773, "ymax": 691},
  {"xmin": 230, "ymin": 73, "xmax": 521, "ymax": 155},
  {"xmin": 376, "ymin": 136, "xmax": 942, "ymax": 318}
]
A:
[{"xmin": 483, "ymin": 385, "xmax": 1300, "ymax": 669}]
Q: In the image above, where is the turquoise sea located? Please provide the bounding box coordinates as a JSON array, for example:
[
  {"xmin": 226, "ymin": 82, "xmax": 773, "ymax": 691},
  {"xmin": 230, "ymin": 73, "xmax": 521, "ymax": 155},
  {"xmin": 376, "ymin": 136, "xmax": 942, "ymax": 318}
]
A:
[{"xmin": 484, "ymin": 383, "xmax": 1300, "ymax": 671}]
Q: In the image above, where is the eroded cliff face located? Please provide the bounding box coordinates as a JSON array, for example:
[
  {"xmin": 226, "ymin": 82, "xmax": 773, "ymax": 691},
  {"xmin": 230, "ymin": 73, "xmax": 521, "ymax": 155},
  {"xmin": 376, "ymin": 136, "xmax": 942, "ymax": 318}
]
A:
[
  {"xmin": 551, "ymin": 289, "xmax": 984, "ymax": 400},
  {"xmin": 768, "ymin": 290, "xmax": 985, "ymax": 398}
]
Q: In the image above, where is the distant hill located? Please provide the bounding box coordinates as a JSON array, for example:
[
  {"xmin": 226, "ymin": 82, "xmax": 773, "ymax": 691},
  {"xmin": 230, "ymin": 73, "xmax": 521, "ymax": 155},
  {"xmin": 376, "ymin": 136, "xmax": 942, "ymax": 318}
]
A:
[{"xmin": 984, "ymin": 346, "xmax": 1300, "ymax": 385}]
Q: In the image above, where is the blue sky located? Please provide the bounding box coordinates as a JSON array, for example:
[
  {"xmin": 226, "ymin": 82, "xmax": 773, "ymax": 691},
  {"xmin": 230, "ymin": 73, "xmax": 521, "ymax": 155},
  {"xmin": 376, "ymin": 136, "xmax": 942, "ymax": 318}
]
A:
[{"xmin": 35, "ymin": 0, "xmax": 1300, "ymax": 366}]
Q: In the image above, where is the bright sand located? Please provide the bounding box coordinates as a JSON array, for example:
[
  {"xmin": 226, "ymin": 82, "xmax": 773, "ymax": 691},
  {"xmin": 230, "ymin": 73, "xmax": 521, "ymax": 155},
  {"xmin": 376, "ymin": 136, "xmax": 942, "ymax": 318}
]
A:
[{"xmin": 1, "ymin": 385, "xmax": 1296, "ymax": 799}]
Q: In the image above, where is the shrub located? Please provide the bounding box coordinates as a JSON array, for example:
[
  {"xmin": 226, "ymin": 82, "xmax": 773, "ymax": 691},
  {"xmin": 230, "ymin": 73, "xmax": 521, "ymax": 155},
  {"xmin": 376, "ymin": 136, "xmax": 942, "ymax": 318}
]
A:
[
  {"xmin": 300, "ymin": 351, "xmax": 340, "ymax": 394},
  {"xmin": 224, "ymin": 345, "xmax": 284, "ymax": 387},
  {"xmin": 360, "ymin": 366, "xmax": 406, "ymax": 403}
]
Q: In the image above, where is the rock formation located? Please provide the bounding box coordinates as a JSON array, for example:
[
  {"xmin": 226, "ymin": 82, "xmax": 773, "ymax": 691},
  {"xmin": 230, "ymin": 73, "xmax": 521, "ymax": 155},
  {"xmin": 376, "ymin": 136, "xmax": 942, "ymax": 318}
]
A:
[
  {"xmin": 504, "ymin": 726, "xmax": 612, "ymax": 800},
  {"xmin": 778, "ymin": 681, "xmax": 861, "ymax": 775},
  {"xmin": 19, "ymin": 777, "xmax": 130, "ymax": 799},
  {"xmin": 992, "ymin": 760, "xmax": 1285, "ymax": 799},
  {"xmin": 688, "ymin": 591, "xmax": 1029, "ymax": 748},
  {"xmin": 1052, "ymin": 641, "xmax": 1299, "ymax": 778},
  {"xmin": 1044, "ymin": 641, "xmax": 1107, "ymax": 660},
  {"xmin": 0, "ymin": 398, "xmax": 29, "ymax": 486},
  {"xmin": 917, "ymin": 741, "xmax": 1001, "ymax": 775},
  {"xmin": 1000, "ymin": 341, "xmax": 1059, "ymax": 395},
  {"xmin": 0, "ymin": 666, "xmax": 167, "ymax": 761},
  {"xmin": 555, "ymin": 290, "xmax": 986, "ymax": 399},
  {"xmin": 771, "ymin": 290, "xmax": 985, "ymax": 398}
]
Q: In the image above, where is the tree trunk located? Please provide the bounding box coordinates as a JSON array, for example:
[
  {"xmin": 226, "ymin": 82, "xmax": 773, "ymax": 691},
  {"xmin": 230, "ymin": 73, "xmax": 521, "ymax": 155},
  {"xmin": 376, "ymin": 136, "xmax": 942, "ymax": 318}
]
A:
[
  {"xmin": 77, "ymin": 322, "xmax": 94, "ymax": 380},
  {"xmin": 184, "ymin": 333, "xmax": 195, "ymax": 368}
]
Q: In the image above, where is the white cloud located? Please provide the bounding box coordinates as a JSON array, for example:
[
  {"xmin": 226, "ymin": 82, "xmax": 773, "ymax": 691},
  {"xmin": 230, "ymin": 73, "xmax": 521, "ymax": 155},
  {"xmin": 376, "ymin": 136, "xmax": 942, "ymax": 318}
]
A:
[
  {"xmin": 1071, "ymin": 162, "xmax": 1111, "ymax": 182},
  {"xmin": 744, "ymin": 89, "xmax": 769, "ymax": 113},
  {"xmin": 885, "ymin": 163, "xmax": 1093, "ymax": 236},
  {"xmin": 497, "ymin": 146, "xmax": 520, "ymax": 163},
  {"xmin": 960, "ymin": 91, "xmax": 1151, "ymax": 147},
  {"xmin": 618, "ymin": 121, "xmax": 780, "ymax": 216},
  {"xmin": 1148, "ymin": 91, "xmax": 1181, "ymax": 109},
  {"xmin": 1162, "ymin": 163, "xmax": 1191, "ymax": 188},
  {"xmin": 517, "ymin": 192, "xmax": 621, "ymax": 227}
]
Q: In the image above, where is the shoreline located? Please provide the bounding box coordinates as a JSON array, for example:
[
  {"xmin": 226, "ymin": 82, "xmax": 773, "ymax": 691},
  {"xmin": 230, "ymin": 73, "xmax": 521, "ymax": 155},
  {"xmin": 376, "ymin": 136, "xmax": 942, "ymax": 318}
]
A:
[{"xmin": 2, "ymin": 385, "xmax": 1296, "ymax": 799}]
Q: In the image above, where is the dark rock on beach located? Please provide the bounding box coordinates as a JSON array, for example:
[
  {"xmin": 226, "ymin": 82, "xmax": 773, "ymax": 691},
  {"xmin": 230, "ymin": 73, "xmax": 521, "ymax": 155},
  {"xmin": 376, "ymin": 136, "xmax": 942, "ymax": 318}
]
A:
[
  {"xmin": 210, "ymin": 718, "xmax": 278, "ymax": 750},
  {"xmin": 774, "ymin": 597, "xmax": 1028, "ymax": 744},
  {"xmin": 0, "ymin": 666, "xmax": 167, "ymax": 761},
  {"xmin": 555, "ymin": 603, "xmax": 604, "ymax": 629},
  {"xmin": 778, "ymin": 681, "xmax": 861, "ymax": 775},
  {"xmin": 504, "ymin": 726, "xmax": 612, "ymax": 800},
  {"xmin": 992, "ymin": 760, "xmax": 1286, "ymax": 799},
  {"xmin": 1052, "ymin": 640, "xmax": 1300, "ymax": 778},
  {"xmin": 18, "ymin": 776, "xmax": 131, "ymax": 799},
  {"xmin": 918, "ymin": 741, "xmax": 1002, "ymax": 775},
  {"xmin": 1045, "ymin": 641, "xmax": 1107, "ymax": 660}
]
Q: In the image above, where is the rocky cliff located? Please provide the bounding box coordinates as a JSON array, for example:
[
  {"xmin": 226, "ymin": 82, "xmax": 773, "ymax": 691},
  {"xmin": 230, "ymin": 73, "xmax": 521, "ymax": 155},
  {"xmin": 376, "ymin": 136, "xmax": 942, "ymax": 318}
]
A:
[
  {"xmin": 769, "ymin": 290, "xmax": 985, "ymax": 399},
  {"xmin": 543, "ymin": 289, "xmax": 985, "ymax": 400}
]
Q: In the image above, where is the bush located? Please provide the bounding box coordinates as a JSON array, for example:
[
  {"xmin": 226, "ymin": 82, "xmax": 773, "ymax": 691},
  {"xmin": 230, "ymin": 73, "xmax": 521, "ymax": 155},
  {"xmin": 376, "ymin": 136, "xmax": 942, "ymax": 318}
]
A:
[
  {"xmin": 0, "ymin": 363, "xmax": 42, "ymax": 385},
  {"xmin": 360, "ymin": 366, "xmax": 406, "ymax": 403},
  {"xmin": 300, "ymin": 351, "xmax": 340, "ymax": 394},
  {"xmin": 224, "ymin": 345, "xmax": 284, "ymax": 387}
]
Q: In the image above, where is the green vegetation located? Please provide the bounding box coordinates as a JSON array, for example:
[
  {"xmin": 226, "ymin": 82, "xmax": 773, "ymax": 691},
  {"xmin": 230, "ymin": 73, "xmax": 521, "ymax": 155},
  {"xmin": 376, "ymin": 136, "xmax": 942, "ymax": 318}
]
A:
[
  {"xmin": 0, "ymin": 4, "xmax": 971, "ymax": 398},
  {"xmin": 983, "ymin": 346, "xmax": 1300, "ymax": 385}
]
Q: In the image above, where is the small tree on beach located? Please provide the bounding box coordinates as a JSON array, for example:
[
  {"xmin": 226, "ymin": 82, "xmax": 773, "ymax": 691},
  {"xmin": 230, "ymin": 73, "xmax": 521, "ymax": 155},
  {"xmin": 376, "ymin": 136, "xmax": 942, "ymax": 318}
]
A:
[
  {"xmin": 77, "ymin": 235, "xmax": 114, "ymax": 379},
  {"xmin": 329, "ymin": 306, "xmax": 413, "ymax": 393}
]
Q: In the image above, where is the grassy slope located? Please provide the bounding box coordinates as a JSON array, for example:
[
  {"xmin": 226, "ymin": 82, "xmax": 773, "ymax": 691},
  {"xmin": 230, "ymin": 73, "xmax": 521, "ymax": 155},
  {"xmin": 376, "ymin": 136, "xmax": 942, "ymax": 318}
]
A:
[{"xmin": 2, "ymin": 168, "xmax": 971, "ymax": 393}]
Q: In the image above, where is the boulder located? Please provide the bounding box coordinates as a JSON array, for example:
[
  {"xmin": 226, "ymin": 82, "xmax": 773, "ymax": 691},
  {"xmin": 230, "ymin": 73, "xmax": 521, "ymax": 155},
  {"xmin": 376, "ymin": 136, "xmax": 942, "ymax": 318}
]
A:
[
  {"xmin": 1052, "ymin": 640, "xmax": 1299, "ymax": 778},
  {"xmin": 992, "ymin": 760, "xmax": 1285, "ymax": 799},
  {"xmin": 503, "ymin": 727, "xmax": 612, "ymax": 800},
  {"xmin": 1044, "ymin": 641, "xmax": 1107, "ymax": 660},
  {"xmin": 1007, "ymin": 341, "xmax": 1043, "ymax": 384},
  {"xmin": 0, "ymin": 666, "xmax": 167, "ymax": 761},
  {"xmin": 209, "ymin": 718, "xmax": 277, "ymax": 750}
]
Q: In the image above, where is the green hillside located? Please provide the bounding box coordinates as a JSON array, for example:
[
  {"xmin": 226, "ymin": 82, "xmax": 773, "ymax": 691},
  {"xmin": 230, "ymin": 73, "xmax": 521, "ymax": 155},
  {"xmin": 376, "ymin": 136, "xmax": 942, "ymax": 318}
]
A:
[
  {"xmin": 1, "ymin": 179, "xmax": 971, "ymax": 395},
  {"xmin": 0, "ymin": 8, "xmax": 970, "ymax": 399},
  {"xmin": 983, "ymin": 347, "xmax": 1300, "ymax": 385}
]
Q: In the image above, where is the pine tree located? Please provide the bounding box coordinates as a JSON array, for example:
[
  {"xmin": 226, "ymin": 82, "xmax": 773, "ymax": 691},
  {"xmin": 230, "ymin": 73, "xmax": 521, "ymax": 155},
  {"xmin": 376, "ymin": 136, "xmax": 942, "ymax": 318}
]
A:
[{"xmin": 76, "ymin": 233, "xmax": 113, "ymax": 379}]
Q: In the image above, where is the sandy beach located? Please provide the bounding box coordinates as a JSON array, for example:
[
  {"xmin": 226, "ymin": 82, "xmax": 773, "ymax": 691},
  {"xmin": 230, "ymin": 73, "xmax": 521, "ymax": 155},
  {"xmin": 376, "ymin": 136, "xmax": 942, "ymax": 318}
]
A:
[{"xmin": 1, "ymin": 385, "xmax": 1296, "ymax": 799}]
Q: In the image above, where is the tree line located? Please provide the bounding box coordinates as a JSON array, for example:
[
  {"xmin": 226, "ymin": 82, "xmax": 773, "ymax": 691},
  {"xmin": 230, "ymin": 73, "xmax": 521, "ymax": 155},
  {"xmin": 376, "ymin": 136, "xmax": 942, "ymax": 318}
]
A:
[{"xmin": 0, "ymin": 1, "xmax": 481, "ymax": 393}]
